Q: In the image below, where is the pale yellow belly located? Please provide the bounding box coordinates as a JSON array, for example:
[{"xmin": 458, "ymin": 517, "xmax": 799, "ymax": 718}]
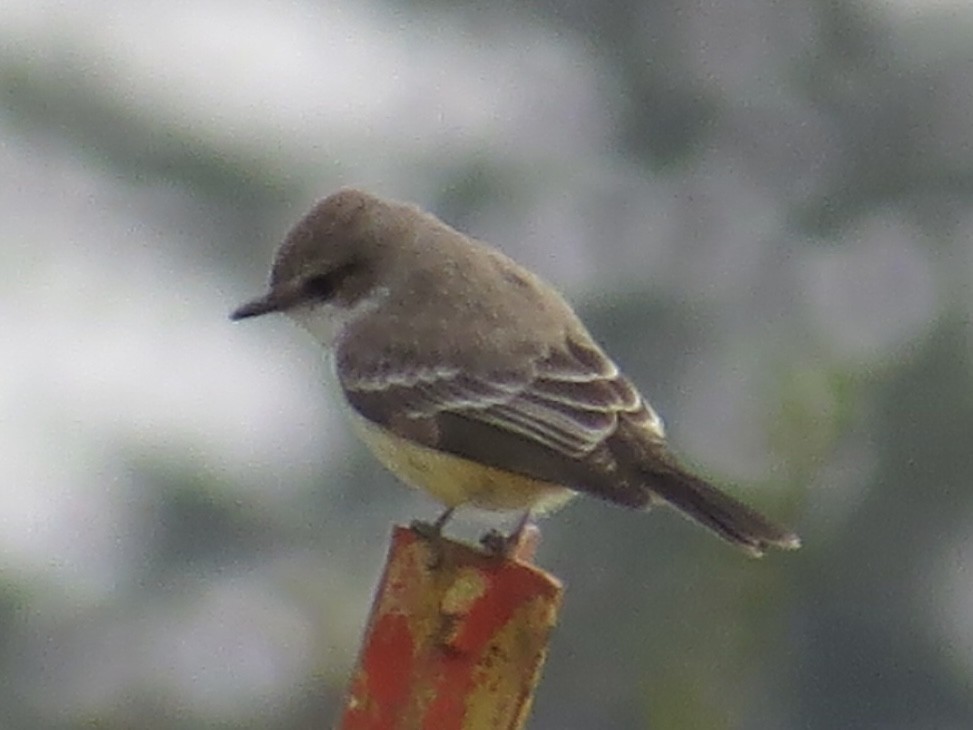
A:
[{"xmin": 349, "ymin": 414, "xmax": 575, "ymax": 514}]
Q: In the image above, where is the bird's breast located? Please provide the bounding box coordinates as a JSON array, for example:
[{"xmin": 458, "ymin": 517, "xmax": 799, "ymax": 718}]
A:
[{"xmin": 347, "ymin": 409, "xmax": 576, "ymax": 513}]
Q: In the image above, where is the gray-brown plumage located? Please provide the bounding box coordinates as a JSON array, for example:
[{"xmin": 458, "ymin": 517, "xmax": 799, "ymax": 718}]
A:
[{"xmin": 231, "ymin": 188, "xmax": 800, "ymax": 557}]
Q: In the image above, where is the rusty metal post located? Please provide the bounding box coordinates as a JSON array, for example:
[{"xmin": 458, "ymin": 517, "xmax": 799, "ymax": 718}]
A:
[{"xmin": 337, "ymin": 525, "xmax": 563, "ymax": 729}]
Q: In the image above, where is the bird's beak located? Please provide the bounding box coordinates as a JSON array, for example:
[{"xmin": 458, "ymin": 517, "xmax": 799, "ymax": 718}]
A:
[{"xmin": 229, "ymin": 283, "xmax": 304, "ymax": 321}]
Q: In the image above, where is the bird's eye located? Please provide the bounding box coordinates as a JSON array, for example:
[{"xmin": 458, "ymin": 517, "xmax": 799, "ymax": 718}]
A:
[
  {"xmin": 301, "ymin": 260, "xmax": 362, "ymax": 301},
  {"xmin": 303, "ymin": 273, "xmax": 338, "ymax": 300}
]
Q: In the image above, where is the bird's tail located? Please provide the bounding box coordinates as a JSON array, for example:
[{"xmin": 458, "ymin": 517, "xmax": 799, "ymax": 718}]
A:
[{"xmin": 641, "ymin": 454, "xmax": 801, "ymax": 557}]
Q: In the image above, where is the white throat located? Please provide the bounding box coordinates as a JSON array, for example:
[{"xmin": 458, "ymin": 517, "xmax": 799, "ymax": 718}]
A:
[{"xmin": 286, "ymin": 287, "xmax": 387, "ymax": 348}]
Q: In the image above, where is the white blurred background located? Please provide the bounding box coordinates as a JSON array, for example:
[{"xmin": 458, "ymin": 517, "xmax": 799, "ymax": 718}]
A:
[{"xmin": 2, "ymin": 1, "xmax": 972, "ymax": 728}]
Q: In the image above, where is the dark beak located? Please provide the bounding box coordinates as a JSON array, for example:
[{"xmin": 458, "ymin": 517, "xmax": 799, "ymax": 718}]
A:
[{"xmin": 229, "ymin": 284, "xmax": 303, "ymax": 321}]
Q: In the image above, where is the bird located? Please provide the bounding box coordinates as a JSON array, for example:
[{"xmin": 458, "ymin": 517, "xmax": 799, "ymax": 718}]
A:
[{"xmin": 231, "ymin": 188, "xmax": 800, "ymax": 558}]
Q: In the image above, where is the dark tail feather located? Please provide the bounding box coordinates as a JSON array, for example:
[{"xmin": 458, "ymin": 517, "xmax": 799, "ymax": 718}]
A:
[{"xmin": 643, "ymin": 459, "xmax": 801, "ymax": 557}]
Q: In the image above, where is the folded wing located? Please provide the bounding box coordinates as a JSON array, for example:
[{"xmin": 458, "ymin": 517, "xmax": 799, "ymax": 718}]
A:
[{"xmin": 339, "ymin": 336, "xmax": 664, "ymax": 493}]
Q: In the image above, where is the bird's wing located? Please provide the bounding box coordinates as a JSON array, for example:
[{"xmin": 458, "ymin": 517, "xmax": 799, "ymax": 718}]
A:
[{"xmin": 338, "ymin": 335, "xmax": 665, "ymax": 499}]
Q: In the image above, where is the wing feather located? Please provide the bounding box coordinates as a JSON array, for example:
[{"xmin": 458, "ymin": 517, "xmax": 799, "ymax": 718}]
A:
[{"xmin": 340, "ymin": 337, "xmax": 663, "ymax": 460}]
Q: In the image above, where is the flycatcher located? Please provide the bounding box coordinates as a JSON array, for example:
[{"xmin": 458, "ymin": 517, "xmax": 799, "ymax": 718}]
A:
[{"xmin": 231, "ymin": 188, "xmax": 800, "ymax": 557}]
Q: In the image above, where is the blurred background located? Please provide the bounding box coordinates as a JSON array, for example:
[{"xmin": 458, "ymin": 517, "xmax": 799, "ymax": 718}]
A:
[{"xmin": 2, "ymin": 0, "xmax": 972, "ymax": 728}]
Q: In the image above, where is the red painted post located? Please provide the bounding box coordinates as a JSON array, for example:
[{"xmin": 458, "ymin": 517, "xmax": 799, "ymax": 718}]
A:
[{"xmin": 337, "ymin": 525, "xmax": 563, "ymax": 729}]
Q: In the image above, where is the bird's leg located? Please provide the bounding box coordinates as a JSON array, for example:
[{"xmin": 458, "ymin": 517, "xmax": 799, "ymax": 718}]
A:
[
  {"xmin": 410, "ymin": 505, "xmax": 455, "ymax": 539},
  {"xmin": 410, "ymin": 506, "xmax": 455, "ymax": 567},
  {"xmin": 480, "ymin": 510, "xmax": 534, "ymax": 559}
]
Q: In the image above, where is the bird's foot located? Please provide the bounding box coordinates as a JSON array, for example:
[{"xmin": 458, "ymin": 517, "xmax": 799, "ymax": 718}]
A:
[
  {"xmin": 410, "ymin": 507, "xmax": 455, "ymax": 569},
  {"xmin": 480, "ymin": 512, "xmax": 538, "ymax": 561},
  {"xmin": 479, "ymin": 529, "xmax": 512, "ymax": 557}
]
